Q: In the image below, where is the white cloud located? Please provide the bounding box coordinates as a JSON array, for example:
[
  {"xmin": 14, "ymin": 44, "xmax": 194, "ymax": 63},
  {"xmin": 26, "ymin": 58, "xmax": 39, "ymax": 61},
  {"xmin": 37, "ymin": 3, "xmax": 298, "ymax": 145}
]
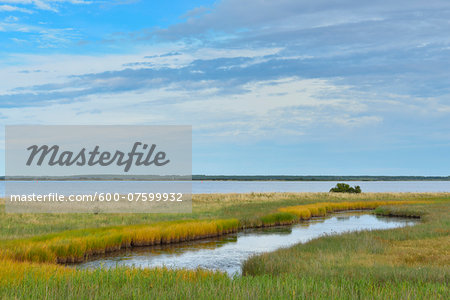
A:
[
  {"xmin": 0, "ymin": 73, "xmax": 385, "ymax": 143},
  {"xmin": 0, "ymin": 0, "xmax": 92, "ymax": 12},
  {"xmin": 152, "ymin": 0, "xmax": 450, "ymax": 40},
  {"xmin": 1, "ymin": 0, "xmax": 449, "ymax": 148},
  {"xmin": 0, "ymin": 4, "xmax": 32, "ymax": 13},
  {"xmin": 0, "ymin": 45, "xmax": 281, "ymax": 92},
  {"xmin": 0, "ymin": 19, "xmax": 80, "ymax": 47}
]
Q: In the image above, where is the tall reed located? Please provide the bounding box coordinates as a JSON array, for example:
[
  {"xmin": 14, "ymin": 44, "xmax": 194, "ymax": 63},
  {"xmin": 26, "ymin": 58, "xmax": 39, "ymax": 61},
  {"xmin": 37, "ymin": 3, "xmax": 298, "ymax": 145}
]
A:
[
  {"xmin": 0, "ymin": 200, "xmax": 427, "ymax": 264},
  {"xmin": 0, "ymin": 219, "xmax": 239, "ymax": 264},
  {"xmin": 278, "ymin": 200, "xmax": 425, "ymax": 220}
]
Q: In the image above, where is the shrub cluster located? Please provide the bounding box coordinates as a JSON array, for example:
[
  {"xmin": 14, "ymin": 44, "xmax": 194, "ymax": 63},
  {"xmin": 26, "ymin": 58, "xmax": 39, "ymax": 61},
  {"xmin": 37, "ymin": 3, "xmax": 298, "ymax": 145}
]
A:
[{"xmin": 329, "ymin": 183, "xmax": 362, "ymax": 193}]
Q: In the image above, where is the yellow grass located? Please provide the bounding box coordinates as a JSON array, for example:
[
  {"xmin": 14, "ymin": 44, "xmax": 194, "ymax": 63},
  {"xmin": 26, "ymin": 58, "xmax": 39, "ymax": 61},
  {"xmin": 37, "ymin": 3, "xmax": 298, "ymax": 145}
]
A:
[
  {"xmin": 278, "ymin": 200, "xmax": 427, "ymax": 219},
  {"xmin": 386, "ymin": 235, "xmax": 450, "ymax": 266},
  {"xmin": 0, "ymin": 199, "xmax": 433, "ymax": 265},
  {"xmin": 0, "ymin": 219, "xmax": 239, "ymax": 264},
  {"xmin": 0, "ymin": 195, "xmax": 448, "ymax": 299},
  {"xmin": 0, "ymin": 259, "xmax": 72, "ymax": 286}
]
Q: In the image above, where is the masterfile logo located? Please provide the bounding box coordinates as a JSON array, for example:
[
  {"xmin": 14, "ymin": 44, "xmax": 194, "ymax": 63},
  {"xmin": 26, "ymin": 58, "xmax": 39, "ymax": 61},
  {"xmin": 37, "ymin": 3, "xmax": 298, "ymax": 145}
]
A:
[
  {"xmin": 5, "ymin": 125, "xmax": 192, "ymax": 213},
  {"xmin": 6, "ymin": 125, "xmax": 190, "ymax": 177},
  {"xmin": 26, "ymin": 142, "xmax": 170, "ymax": 172}
]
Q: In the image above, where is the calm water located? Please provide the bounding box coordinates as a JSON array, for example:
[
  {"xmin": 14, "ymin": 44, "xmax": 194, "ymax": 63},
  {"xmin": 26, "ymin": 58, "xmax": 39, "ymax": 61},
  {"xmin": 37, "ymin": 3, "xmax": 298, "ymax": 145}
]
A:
[
  {"xmin": 190, "ymin": 180, "xmax": 450, "ymax": 193},
  {"xmin": 1, "ymin": 180, "xmax": 450, "ymax": 196},
  {"xmin": 76, "ymin": 212, "xmax": 418, "ymax": 276}
]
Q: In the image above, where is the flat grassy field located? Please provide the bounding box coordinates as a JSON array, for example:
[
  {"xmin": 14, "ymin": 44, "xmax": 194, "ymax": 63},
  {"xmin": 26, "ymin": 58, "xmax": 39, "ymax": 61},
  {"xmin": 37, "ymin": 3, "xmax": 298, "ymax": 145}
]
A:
[{"xmin": 0, "ymin": 193, "xmax": 448, "ymax": 299}]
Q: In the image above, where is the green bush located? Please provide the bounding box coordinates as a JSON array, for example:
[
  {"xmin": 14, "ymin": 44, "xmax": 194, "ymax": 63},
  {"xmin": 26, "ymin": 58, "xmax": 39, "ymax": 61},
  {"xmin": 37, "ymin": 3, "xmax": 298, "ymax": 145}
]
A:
[{"xmin": 329, "ymin": 183, "xmax": 362, "ymax": 193}]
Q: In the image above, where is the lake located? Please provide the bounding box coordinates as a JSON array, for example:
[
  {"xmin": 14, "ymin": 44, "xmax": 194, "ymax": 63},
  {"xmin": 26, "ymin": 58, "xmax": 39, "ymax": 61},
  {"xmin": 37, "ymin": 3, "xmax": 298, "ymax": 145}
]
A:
[
  {"xmin": 189, "ymin": 180, "xmax": 450, "ymax": 193},
  {"xmin": 1, "ymin": 180, "xmax": 450, "ymax": 197}
]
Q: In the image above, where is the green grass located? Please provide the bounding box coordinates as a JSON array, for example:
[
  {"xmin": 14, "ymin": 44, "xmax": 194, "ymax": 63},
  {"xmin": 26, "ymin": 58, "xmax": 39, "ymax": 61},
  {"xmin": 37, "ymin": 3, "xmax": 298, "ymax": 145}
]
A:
[
  {"xmin": 0, "ymin": 193, "xmax": 449, "ymax": 299},
  {"xmin": 259, "ymin": 212, "xmax": 298, "ymax": 226},
  {"xmin": 0, "ymin": 192, "xmax": 445, "ymax": 239},
  {"xmin": 242, "ymin": 202, "xmax": 449, "ymax": 298},
  {"xmin": 0, "ymin": 199, "xmax": 427, "ymax": 264},
  {"xmin": 0, "ymin": 266, "xmax": 446, "ymax": 299},
  {"xmin": 0, "ymin": 219, "xmax": 239, "ymax": 263}
]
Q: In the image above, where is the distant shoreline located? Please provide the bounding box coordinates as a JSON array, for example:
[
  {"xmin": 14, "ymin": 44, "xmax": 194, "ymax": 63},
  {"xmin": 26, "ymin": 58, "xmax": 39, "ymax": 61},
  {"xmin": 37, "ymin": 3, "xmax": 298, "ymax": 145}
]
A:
[{"xmin": 1, "ymin": 175, "xmax": 449, "ymax": 181}]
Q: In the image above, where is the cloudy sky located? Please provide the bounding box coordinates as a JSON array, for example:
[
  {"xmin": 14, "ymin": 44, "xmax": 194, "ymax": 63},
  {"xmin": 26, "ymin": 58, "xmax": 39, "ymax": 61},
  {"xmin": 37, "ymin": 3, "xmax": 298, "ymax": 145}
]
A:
[{"xmin": 1, "ymin": 0, "xmax": 449, "ymax": 175}]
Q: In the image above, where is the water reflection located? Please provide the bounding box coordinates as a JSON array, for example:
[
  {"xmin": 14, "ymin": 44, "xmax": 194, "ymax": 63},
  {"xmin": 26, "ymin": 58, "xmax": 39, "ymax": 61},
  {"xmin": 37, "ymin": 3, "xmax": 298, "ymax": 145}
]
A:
[{"xmin": 76, "ymin": 212, "xmax": 418, "ymax": 276}]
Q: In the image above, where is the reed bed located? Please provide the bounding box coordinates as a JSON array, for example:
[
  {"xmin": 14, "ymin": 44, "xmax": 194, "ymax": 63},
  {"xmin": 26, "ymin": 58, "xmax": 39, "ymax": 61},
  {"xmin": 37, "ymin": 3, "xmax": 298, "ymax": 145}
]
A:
[
  {"xmin": 0, "ymin": 200, "xmax": 429, "ymax": 264},
  {"xmin": 0, "ymin": 219, "xmax": 239, "ymax": 264},
  {"xmin": 278, "ymin": 200, "xmax": 426, "ymax": 220},
  {"xmin": 0, "ymin": 259, "xmax": 72, "ymax": 286},
  {"xmin": 0, "ymin": 262, "xmax": 446, "ymax": 299},
  {"xmin": 244, "ymin": 202, "xmax": 450, "ymax": 278},
  {"xmin": 0, "ymin": 194, "xmax": 448, "ymax": 299},
  {"xmin": 258, "ymin": 212, "xmax": 298, "ymax": 226},
  {"xmin": 0, "ymin": 193, "xmax": 445, "ymax": 240}
]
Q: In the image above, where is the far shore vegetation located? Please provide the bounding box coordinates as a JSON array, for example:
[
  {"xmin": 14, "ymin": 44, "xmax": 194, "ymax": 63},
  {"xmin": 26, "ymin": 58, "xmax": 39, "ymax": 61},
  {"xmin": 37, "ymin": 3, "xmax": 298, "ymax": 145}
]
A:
[{"xmin": 1, "ymin": 175, "xmax": 450, "ymax": 181}]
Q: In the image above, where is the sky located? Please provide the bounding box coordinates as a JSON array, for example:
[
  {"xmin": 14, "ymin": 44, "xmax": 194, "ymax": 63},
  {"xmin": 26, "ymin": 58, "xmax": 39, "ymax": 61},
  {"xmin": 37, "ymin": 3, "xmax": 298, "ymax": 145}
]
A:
[{"xmin": 0, "ymin": 0, "xmax": 449, "ymax": 176}]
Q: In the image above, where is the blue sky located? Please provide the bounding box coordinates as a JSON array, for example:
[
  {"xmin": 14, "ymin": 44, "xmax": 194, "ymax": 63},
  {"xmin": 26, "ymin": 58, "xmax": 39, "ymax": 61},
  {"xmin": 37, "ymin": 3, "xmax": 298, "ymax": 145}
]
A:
[{"xmin": 0, "ymin": 0, "xmax": 449, "ymax": 175}]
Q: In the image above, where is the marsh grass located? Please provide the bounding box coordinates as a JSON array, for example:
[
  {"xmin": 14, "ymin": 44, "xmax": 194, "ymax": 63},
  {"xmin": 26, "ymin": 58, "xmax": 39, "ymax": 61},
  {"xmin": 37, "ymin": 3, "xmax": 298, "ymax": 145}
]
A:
[
  {"xmin": 242, "ymin": 202, "xmax": 449, "ymax": 293},
  {"xmin": 0, "ymin": 193, "xmax": 445, "ymax": 239},
  {"xmin": 278, "ymin": 200, "xmax": 427, "ymax": 219},
  {"xmin": 0, "ymin": 219, "xmax": 239, "ymax": 263},
  {"xmin": 0, "ymin": 262, "xmax": 447, "ymax": 299},
  {"xmin": 0, "ymin": 199, "xmax": 429, "ymax": 264},
  {"xmin": 259, "ymin": 212, "xmax": 298, "ymax": 226},
  {"xmin": 0, "ymin": 193, "xmax": 449, "ymax": 299}
]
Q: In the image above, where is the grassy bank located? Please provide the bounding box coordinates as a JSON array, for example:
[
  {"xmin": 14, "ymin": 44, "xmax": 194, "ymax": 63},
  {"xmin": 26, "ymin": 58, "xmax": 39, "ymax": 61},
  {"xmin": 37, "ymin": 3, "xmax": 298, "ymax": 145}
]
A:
[
  {"xmin": 0, "ymin": 192, "xmax": 444, "ymax": 239},
  {"xmin": 0, "ymin": 199, "xmax": 427, "ymax": 264},
  {"xmin": 0, "ymin": 193, "xmax": 449, "ymax": 299},
  {"xmin": 242, "ymin": 202, "xmax": 449, "ymax": 298},
  {"xmin": 0, "ymin": 219, "xmax": 239, "ymax": 263},
  {"xmin": 0, "ymin": 263, "xmax": 446, "ymax": 299}
]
